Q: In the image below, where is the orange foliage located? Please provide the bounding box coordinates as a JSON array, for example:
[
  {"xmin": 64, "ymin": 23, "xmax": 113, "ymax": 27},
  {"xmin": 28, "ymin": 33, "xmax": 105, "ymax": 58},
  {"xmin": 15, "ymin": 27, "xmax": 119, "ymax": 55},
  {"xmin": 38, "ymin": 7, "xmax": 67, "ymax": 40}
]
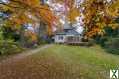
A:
[
  {"xmin": 0, "ymin": 0, "xmax": 57, "ymax": 34},
  {"xmin": 82, "ymin": 0, "xmax": 118, "ymax": 38}
]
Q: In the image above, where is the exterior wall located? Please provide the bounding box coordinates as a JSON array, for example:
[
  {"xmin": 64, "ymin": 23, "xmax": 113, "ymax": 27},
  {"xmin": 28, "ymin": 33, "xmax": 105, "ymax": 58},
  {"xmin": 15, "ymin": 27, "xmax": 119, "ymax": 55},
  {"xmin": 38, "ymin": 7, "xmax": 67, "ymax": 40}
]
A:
[
  {"xmin": 54, "ymin": 35, "xmax": 66, "ymax": 43},
  {"xmin": 65, "ymin": 35, "xmax": 82, "ymax": 44},
  {"xmin": 54, "ymin": 34, "xmax": 83, "ymax": 44}
]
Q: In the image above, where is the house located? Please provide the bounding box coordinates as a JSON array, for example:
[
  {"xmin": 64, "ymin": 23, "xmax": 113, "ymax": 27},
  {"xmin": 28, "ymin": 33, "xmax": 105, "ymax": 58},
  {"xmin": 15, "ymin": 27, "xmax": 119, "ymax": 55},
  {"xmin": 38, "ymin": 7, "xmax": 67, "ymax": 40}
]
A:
[{"xmin": 54, "ymin": 26, "xmax": 83, "ymax": 44}]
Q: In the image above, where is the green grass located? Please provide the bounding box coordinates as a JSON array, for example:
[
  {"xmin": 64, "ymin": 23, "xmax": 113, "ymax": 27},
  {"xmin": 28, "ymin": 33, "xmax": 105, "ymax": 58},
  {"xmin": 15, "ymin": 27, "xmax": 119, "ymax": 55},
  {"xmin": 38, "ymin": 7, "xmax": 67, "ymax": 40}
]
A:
[
  {"xmin": 1, "ymin": 44, "xmax": 119, "ymax": 79},
  {"xmin": 29, "ymin": 45, "xmax": 119, "ymax": 79}
]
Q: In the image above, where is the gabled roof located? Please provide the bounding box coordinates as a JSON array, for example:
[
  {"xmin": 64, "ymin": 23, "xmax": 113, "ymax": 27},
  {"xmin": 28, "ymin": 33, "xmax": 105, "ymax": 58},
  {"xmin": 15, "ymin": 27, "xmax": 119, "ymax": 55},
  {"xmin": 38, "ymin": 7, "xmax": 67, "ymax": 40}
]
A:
[
  {"xmin": 56, "ymin": 28, "xmax": 80, "ymax": 35},
  {"xmin": 65, "ymin": 29, "xmax": 80, "ymax": 35}
]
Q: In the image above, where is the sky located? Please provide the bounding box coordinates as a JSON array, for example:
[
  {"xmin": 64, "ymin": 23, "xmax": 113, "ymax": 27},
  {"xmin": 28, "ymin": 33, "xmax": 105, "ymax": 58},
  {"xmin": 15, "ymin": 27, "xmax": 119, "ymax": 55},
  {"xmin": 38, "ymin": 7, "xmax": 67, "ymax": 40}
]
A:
[{"xmin": 0, "ymin": 0, "xmax": 8, "ymax": 3}]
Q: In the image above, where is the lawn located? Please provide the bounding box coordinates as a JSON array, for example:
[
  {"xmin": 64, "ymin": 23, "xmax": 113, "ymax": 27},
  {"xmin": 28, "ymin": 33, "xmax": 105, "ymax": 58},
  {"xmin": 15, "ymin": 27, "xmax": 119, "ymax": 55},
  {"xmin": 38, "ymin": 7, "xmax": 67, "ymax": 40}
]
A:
[{"xmin": 0, "ymin": 44, "xmax": 119, "ymax": 79}]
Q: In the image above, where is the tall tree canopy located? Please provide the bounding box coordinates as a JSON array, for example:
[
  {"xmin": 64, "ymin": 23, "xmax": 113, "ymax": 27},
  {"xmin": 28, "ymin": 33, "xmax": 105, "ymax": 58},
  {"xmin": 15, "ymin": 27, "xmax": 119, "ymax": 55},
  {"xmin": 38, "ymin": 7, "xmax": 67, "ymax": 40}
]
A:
[
  {"xmin": 55, "ymin": 0, "xmax": 119, "ymax": 37},
  {"xmin": 0, "ymin": 0, "xmax": 57, "ymax": 33},
  {"xmin": 82, "ymin": 0, "xmax": 119, "ymax": 37},
  {"xmin": 0, "ymin": 0, "xmax": 119, "ymax": 38}
]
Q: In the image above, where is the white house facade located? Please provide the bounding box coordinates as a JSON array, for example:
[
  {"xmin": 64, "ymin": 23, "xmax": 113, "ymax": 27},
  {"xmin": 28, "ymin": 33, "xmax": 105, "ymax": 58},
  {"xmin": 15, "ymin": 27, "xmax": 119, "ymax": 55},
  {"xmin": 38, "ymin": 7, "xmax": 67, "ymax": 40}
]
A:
[{"xmin": 54, "ymin": 27, "xmax": 83, "ymax": 44}]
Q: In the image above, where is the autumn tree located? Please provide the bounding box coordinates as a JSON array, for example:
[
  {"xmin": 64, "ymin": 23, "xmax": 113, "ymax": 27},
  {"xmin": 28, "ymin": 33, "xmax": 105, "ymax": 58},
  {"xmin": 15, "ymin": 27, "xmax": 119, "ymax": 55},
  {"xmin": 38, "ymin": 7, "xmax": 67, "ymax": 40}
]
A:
[
  {"xmin": 0, "ymin": 0, "xmax": 58, "ymax": 46},
  {"xmin": 52, "ymin": 0, "xmax": 80, "ymax": 24},
  {"xmin": 0, "ymin": 0, "xmax": 57, "ymax": 34},
  {"xmin": 55, "ymin": 0, "xmax": 119, "ymax": 39},
  {"xmin": 82, "ymin": 0, "xmax": 119, "ymax": 37}
]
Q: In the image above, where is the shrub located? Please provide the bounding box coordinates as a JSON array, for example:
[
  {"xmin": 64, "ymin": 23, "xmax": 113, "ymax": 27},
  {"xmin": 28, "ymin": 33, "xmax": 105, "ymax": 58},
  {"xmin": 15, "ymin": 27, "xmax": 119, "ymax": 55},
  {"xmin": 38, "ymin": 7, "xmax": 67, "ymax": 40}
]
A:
[
  {"xmin": 104, "ymin": 37, "xmax": 119, "ymax": 55},
  {"xmin": 0, "ymin": 40, "xmax": 23, "ymax": 55},
  {"xmin": 94, "ymin": 35, "xmax": 108, "ymax": 47}
]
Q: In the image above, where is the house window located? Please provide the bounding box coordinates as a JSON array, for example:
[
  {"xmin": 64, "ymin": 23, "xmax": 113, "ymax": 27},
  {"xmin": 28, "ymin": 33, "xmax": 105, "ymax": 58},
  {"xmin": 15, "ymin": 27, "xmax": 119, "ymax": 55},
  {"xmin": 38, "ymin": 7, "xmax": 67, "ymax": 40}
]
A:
[{"xmin": 58, "ymin": 36, "xmax": 64, "ymax": 40}]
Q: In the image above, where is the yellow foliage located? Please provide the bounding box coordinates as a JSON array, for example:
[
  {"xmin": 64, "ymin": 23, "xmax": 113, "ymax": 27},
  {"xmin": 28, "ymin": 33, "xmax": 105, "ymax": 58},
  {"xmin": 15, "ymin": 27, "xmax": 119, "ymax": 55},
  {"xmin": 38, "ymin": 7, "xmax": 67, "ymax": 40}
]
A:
[
  {"xmin": 107, "ymin": 0, "xmax": 119, "ymax": 17},
  {"xmin": 83, "ymin": 0, "xmax": 119, "ymax": 38},
  {"xmin": 68, "ymin": 8, "xmax": 80, "ymax": 23},
  {"xmin": 0, "ymin": 0, "xmax": 57, "ymax": 36}
]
